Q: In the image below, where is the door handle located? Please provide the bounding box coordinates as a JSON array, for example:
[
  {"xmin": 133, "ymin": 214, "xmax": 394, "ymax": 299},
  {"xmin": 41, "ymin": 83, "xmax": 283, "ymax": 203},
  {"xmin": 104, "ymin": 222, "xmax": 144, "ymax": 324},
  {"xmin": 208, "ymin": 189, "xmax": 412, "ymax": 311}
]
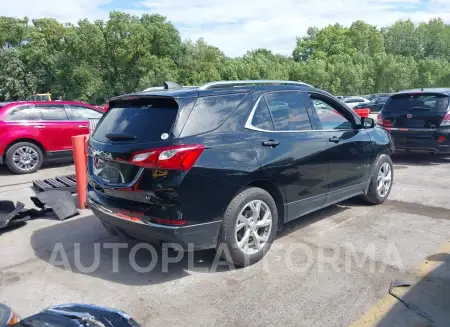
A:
[
  {"xmin": 329, "ymin": 136, "xmax": 341, "ymax": 143},
  {"xmin": 78, "ymin": 125, "xmax": 88, "ymax": 128},
  {"xmin": 262, "ymin": 139, "xmax": 280, "ymax": 147},
  {"xmin": 33, "ymin": 125, "xmax": 45, "ymax": 129}
]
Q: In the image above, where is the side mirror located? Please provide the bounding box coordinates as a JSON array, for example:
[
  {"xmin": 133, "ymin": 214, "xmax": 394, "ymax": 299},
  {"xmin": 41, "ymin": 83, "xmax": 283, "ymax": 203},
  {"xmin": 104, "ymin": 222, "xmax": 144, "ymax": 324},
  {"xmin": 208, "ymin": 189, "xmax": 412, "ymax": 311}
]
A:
[{"xmin": 361, "ymin": 117, "xmax": 375, "ymax": 129}]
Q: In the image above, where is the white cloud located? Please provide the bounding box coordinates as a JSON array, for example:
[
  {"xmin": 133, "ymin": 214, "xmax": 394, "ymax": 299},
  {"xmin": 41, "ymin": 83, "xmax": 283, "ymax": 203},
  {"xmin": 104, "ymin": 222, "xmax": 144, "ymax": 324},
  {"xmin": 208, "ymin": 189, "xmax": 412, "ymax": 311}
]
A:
[
  {"xmin": 0, "ymin": 0, "xmax": 108, "ymax": 21},
  {"xmin": 2, "ymin": 0, "xmax": 450, "ymax": 56}
]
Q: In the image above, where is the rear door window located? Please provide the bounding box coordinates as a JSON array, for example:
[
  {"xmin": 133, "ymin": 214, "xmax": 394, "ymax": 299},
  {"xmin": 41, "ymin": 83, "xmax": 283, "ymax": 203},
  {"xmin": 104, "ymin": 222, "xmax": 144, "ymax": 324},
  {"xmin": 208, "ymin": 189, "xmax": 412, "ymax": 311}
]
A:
[
  {"xmin": 181, "ymin": 93, "xmax": 246, "ymax": 137},
  {"xmin": 264, "ymin": 91, "xmax": 312, "ymax": 131},
  {"xmin": 251, "ymin": 99, "xmax": 275, "ymax": 130},
  {"xmin": 36, "ymin": 105, "xmax": 68, "ymax": 120},
  {"xmin": 384, "ymin": 93, "xmax": 450, "ymax": 113},
  {"xmin": 4, "ymin": 106, "xmax": 34, "ymax": 121},
  {"xmin": 92, "ymin": 97, "xmax": 179, "ymax": 143}
]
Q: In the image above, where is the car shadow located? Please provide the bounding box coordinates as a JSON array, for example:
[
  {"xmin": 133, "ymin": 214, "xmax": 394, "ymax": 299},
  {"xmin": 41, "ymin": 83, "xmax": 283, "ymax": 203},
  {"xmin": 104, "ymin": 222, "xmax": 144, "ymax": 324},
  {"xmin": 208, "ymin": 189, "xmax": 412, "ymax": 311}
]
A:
[
  {"xmin": 30, "ymin": 214, "xmax": 236, "ymax": 286},
  {"xmin": 0, "ymin": 161, "xmax": 74, "ymax": 177},
  {"xmin": 0, "ymin": 221, "xmax": 27, "ymax": 235},
  {"xmin": 374, "ymin": 249, "xmax": 450, "ymax": 326},
  {"xmin": 278, "ymin": 202, "xmax": 353, "ymax": 238},
  {"xmin": 392, "ymin": 153, "xmax": 450, "ymax": 167},
  {"xmin": 31, "ymin": 195, "xmax": 365, "ymax": 286}
]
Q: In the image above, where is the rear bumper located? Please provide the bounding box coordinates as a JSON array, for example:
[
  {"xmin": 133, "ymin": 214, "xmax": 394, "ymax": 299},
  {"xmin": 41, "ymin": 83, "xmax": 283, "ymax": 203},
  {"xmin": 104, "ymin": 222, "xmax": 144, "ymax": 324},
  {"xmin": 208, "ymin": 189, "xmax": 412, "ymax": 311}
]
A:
[
  {"xmin": 390, "ymin": 130, "xmax": 450, "ymax": 154},
  {"xmin": 394, "ymin": 145, "xmax": 450, "ymax": 154},
  {"xmin": 88, "ymin": 196, "xmax": 221, "ymax": 251}
]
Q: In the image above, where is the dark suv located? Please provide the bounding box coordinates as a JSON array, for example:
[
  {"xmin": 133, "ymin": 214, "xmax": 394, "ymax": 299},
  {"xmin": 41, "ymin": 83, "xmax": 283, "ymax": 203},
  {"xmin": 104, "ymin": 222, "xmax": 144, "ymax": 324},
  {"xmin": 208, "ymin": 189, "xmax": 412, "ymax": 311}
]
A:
[
  {"xmin": 377, "ymin": 88, "xmax": 450, "ymax": 154},
  {"xmin": 87, "ymin": 80, "xmax": 394, "ymax": 266}
]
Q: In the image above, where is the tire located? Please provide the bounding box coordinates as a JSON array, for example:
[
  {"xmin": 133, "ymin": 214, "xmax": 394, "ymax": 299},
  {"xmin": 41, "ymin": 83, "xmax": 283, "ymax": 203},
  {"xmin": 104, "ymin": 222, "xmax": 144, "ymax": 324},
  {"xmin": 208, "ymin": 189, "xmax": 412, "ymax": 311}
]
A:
[
  {"xmin": 218, "ymin": 187, "xmax": 279, "ymax": 267},
  {"xmin": 5, "ymin": 142, "xmax": 44, "ymax": 174},
  {"xmin": 362, "ymin": 154, "xmax": 394, "ymax": 205}
]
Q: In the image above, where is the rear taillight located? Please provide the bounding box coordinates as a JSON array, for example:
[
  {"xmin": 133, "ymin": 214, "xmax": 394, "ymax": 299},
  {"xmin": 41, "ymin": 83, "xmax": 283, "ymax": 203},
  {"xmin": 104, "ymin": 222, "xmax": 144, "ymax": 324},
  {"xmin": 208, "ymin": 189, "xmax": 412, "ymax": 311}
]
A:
[
  {"xmin": 376, "ymin": 112, "xmax": 392, "ymax": 129},
  {"xmin": 376, "ymin": 112, "xmax": 383, "ymax": 125},
  {"xmin": 130, "ymin": 144, "xmax": 205, "ymax": 171},
  {"xmin": 382, "ymin": 120, "xmax": 392, "ymax": 129},
  {"xmin": 441, "ymin": 112, "xmax": 450, "ymax": 126}
]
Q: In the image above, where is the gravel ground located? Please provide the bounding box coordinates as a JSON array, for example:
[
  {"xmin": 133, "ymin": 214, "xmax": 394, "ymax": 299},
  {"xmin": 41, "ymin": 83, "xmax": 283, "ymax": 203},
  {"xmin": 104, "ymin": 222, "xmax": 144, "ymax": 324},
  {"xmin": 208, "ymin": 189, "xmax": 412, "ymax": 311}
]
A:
[{"xmin": 1, "ymin": 153, "xmax": 449, "ymax": 326}]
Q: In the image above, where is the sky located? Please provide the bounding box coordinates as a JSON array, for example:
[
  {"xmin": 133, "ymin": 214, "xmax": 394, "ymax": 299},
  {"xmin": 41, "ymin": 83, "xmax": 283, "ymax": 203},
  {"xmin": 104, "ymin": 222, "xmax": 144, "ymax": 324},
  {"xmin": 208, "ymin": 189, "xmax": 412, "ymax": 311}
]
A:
[{"xmin": 1, "ymin": 0, "xmax": 450, "ymax": 57}]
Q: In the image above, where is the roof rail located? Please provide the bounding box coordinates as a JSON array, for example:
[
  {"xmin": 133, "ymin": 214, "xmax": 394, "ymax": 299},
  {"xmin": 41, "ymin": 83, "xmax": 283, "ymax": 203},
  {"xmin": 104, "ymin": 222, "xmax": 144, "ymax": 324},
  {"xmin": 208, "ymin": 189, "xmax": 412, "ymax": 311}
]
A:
[
  {"xmin": 142, "ymin": 85, "xmax": 199, "ymax": 92},
  {"xmin": 198, "ymin": 80, "xmax": 312, "ymax": 90}
]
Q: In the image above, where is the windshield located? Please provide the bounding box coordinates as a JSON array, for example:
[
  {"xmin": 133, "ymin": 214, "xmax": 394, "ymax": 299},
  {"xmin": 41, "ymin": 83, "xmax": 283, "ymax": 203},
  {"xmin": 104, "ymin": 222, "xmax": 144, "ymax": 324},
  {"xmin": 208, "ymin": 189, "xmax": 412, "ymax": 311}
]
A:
[{"xmin": 383, "ymin": 93, "xmax": 450, "ymax": 112}]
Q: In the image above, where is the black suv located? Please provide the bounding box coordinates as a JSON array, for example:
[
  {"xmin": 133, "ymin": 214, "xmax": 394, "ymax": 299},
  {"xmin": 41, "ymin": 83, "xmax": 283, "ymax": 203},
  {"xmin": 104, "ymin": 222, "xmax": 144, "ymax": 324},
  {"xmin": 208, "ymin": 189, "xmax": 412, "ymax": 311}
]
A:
[
  {"xmin": 87, "ymin": 80, "xmax": 394, "ymax": 266},
  {"xmin": 377, "ymin": 88, "xmax": 450, "ymax": 154}
]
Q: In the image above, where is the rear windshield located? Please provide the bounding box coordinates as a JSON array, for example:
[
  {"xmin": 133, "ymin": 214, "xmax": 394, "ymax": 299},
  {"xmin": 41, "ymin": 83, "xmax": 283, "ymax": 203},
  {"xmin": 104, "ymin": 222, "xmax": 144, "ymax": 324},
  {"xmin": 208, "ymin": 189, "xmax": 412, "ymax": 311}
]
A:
[
  {"xmin": 92, "ymin": 97, "xmax": 179, "ymax": 143},
  {"xmin": 384, "ymin": 93, "xmax": 450, "ymax": 113}
]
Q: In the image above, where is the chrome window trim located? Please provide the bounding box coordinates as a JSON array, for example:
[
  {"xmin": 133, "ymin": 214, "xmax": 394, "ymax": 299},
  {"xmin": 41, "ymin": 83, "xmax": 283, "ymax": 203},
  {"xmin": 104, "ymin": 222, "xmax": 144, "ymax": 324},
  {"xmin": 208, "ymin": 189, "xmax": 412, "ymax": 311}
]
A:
[{"xmin": 244, "ymin": 93, "xmax": 357, "ymax": 133}]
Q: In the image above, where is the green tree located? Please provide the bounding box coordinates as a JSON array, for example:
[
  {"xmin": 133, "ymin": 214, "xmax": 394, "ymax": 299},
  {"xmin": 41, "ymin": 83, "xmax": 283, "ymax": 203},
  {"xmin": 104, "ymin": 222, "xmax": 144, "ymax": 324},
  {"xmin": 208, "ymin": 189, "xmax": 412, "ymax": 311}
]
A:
[
  {"xmin": 382, "ymin": 20, "xmax": 423, "ymax": 59},
  {"xmin": 1, "ymin": 13, "xmax": 450, "ymax": 103},
  {"xmin": 0, "ymin": 16, "xmax": 29, "ymax": 48},
  {"xmin": 0, "ymin": 48, "xmax": 37, "ymax": 100}
]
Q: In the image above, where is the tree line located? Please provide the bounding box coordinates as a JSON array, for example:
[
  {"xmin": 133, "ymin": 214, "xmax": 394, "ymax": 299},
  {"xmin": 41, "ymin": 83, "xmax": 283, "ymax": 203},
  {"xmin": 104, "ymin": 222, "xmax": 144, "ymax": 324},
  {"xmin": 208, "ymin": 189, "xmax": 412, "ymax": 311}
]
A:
[{"xmin": 0, "ymin": 13, "xmax": 449, "ymax": 104}]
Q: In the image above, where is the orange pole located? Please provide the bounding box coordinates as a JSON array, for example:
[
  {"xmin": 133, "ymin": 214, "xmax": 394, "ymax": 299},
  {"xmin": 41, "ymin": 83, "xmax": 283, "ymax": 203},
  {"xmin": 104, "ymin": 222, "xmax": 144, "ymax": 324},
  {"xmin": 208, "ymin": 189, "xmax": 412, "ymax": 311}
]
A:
[{"xmin": 72, "ymin": 134, "xmax": 89, "ymax": 209}]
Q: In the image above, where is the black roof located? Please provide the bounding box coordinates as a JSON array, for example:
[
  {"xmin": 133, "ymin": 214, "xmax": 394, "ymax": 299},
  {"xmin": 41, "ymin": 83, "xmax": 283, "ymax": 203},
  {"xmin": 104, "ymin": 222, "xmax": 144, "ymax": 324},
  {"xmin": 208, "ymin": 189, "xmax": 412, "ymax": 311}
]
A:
[{"xmin": 395, "ymin": 88, "xmax": 450, "ymax": 95}]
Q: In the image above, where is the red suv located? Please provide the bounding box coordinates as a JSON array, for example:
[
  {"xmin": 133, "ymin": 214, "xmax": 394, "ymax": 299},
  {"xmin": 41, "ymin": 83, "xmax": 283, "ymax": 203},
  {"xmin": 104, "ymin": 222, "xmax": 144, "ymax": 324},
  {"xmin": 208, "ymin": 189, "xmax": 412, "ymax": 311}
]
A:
[{"xmin": 0, "ymin": 101, "xmax": 103, "ymax": 174}]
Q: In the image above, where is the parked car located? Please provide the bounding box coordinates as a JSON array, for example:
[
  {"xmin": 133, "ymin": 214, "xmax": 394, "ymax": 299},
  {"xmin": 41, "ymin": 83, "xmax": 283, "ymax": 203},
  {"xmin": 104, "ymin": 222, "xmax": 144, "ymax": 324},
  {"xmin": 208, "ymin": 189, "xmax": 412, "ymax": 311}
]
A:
[
  {"xmin": 365, "ymin": 93, "xmax": 393, "ymax": 101},
  {"xmin": 0, "ymin": 101, "xmax": 104, "ymax": 174},
  {"xmin": 354, "ymin": 95, "xmax": 391, "ymax": 119},
  {"xmin": 377, "ymin": 88, "xmax": 450, "ymax": 154},
  {"xmin": 0, "ymin": 303, "xmax": 140, "ymax": 326},
  {"xmin": 343, "ymin": 96, "xmax": 371, "ymax": 109},
  {"xmin": 87, "ymin": 80, "xmax": 394, "ymax": 266}
]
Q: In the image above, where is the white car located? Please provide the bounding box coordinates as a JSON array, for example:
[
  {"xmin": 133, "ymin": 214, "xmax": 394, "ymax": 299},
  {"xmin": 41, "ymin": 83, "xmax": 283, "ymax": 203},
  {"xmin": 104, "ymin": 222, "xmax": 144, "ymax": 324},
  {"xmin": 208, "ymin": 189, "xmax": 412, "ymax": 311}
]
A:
[{"xmin": 343, "ymin": 97, "xmax": 371, "ymax": 109}]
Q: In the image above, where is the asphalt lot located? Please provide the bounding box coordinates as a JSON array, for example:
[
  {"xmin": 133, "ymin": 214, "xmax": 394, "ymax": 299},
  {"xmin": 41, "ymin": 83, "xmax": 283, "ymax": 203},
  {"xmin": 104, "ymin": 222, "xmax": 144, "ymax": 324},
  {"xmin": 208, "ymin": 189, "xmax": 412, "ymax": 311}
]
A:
[{"xmin": 1, "ymin": 154, "xmax": 450, "ymax": 326}]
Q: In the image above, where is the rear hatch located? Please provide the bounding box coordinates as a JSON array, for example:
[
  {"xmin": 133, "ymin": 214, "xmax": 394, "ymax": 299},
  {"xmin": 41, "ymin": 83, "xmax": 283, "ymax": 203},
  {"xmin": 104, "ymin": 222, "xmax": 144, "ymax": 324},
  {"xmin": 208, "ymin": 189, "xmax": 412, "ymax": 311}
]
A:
[
  {"xmin": 382, "ymin": 93, "xmax": 449, "ymax": 130},
  {"xmin": 87, "ymin": 96, "xmax": 199, "ymax": 224},
  {"xmin": 381, "ymin": 92, "xmax": 450, "ymax": 150}
]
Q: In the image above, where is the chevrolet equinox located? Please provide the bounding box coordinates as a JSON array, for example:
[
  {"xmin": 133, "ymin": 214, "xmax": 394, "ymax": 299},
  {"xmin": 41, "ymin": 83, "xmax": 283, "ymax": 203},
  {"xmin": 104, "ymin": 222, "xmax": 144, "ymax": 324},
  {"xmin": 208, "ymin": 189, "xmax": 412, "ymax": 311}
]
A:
[{"xmin": 87, "ymin": 80, "xmax": 395, "ymax": 266}]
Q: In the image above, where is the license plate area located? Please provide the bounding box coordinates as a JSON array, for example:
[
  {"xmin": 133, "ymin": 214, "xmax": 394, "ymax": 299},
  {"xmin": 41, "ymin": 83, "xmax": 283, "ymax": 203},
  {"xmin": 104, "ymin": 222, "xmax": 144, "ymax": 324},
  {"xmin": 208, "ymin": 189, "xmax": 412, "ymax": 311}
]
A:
[
  {"xmin": 404, "ymin": 119, "xmax": 426, "ymax": 128},
  {"xmin": 92, "ymin": 157, "xmax": 141, "ymax": 184}
]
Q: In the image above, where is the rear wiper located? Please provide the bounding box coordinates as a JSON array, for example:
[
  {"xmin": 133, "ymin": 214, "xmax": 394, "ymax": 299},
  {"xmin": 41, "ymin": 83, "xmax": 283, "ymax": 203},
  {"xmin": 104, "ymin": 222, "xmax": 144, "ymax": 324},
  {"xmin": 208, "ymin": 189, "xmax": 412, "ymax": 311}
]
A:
[{"xmin": 105, "ymin": 133, "xmax": 137, "ymax": 141}]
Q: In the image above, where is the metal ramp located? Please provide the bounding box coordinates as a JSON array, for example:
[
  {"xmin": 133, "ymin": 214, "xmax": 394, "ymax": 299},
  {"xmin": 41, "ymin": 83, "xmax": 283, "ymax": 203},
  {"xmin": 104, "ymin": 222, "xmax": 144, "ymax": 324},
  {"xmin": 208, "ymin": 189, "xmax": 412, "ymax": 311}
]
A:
[{"xmin": 32, "ymin": 174, "xmax": 77, "ymax": 193}]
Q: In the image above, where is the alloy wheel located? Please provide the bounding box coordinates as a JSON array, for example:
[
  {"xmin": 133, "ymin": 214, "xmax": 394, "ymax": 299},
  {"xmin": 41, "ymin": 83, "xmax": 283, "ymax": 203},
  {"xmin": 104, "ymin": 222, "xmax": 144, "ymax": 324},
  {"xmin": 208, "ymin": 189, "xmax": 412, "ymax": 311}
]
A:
[
  {"xmin": 12, "ymin": 146, "xmax": 40, "ymax": 172},
  {"xmin": 377, "ymin": 162, "xmax": 392, "ymax": 197},
  {"xmin": 235, "ymin": 200, "xmax": 273, "ymax": 255}
]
